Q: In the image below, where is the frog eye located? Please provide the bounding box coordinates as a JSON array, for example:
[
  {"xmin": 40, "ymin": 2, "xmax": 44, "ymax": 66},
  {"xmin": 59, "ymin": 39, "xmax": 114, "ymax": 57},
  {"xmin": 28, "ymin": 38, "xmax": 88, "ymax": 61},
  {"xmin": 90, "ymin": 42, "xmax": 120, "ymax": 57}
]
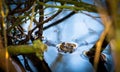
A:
[
  {"xmin": 70, "ymin": 46, "xmax": 73, "ymax": 48},
  {"xmin": 62, "ymin": 42, "xmax": 65, "ymax": 45}
]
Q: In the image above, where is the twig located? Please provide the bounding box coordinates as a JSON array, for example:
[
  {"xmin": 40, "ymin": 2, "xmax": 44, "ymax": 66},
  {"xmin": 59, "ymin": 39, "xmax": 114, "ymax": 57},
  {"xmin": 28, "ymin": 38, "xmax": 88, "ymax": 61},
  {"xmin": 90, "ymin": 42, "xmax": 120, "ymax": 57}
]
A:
[
  {"xmin": 8, "ymin": 0, "xmax": 35, "ymax": 15},
  {"xmin": 28, "ymin": 1, "xmax": 36, "ymax": 31},
  {"xmin": 7, "ymin": 8, "xmax": 32, "ymax": 33},
  {"xmin": 45, "ymin": 0, "xmax": 97, "ymax": 12},
  {"xmin": 30, "ymin": 9, "xmax": 62, "ymax": 34},
  {"xmin": 36, "ymin": 0, "xmax": 44, "ymax": 40},
  {"xmin": 18, "ymin": 9, "xmax": 63, "ymax": 44},
  {"xmin": 38, "ymin": 2, "xmax": 96, "ymax": 12}
]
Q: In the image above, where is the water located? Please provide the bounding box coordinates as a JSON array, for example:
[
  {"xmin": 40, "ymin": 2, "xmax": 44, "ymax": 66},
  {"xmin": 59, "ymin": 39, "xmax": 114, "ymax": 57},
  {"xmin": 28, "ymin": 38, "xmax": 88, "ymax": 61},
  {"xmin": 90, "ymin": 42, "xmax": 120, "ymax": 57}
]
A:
[
  {"xmin": 44, "ymin": 44, "xmax": 95, "ymax": 72},
  {"xmin": 20, "ymin": 6, "xmax": 114, "ymax": 72},
  {"xmin": 43, "ymin": 11, "xmax": 114, "ymax": 72},
  {"xmin": 44, "ymin": 40, "xmax": 114, "ymax": 72}
]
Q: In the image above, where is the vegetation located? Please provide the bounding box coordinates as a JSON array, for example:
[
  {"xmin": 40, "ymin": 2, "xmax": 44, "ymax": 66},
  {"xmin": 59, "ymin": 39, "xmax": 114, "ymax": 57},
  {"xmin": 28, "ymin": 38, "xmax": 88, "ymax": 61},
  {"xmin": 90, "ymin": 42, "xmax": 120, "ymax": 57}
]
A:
[{"xmin": 0, "ymin": 0, "xmax": 120, "ymax": 72}]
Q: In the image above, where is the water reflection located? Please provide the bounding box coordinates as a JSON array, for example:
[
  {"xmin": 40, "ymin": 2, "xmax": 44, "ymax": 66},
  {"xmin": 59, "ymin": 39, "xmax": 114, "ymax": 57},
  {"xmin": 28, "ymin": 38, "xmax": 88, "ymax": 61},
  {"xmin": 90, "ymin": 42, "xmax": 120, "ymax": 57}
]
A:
[
  {"xmin": 44, "ymin": 42, "xmax": 114, "ymax": 72},
  {"xmin": 44, "ymin": 44, "xmax": 95, "ymax": 72},
  {"xmin": 50, "ymin": 53, "xmax": 63, "ymax": 71}
]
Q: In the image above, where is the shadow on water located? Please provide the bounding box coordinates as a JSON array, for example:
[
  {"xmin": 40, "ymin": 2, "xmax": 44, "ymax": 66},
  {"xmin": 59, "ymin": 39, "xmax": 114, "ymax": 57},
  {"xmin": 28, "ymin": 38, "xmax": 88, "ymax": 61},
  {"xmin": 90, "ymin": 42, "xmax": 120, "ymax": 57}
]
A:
[{"xmin": 50, "ymin": 53, "xmax": 63, "ymax": 71}]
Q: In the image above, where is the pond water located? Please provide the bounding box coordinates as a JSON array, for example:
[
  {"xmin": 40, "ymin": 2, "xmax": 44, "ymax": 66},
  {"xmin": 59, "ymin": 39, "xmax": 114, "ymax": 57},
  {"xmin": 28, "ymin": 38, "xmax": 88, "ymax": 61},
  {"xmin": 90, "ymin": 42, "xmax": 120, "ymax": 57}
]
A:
[
  {"xmin": 44, "ymin": 44, "xmax": 94, "ymax": 72},
  {"xmin": 20, "ymin": 8, "xmax": 114, "ymax": 72},
  {"xmin": 42, "ymin": 12, "xmax": 114, "ymax": 72},
  {"xmin": 44, "ymin": 44, "xmax": 114, "ymax": 72}
]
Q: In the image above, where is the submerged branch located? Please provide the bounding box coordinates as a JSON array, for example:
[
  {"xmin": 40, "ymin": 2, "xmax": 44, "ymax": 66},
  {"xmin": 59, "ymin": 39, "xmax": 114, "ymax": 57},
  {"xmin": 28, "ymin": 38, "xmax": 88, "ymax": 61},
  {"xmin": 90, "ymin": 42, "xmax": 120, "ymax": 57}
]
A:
[{"xmin": 43, "ymin": 11, "xmax": 75, "ymax": 30}]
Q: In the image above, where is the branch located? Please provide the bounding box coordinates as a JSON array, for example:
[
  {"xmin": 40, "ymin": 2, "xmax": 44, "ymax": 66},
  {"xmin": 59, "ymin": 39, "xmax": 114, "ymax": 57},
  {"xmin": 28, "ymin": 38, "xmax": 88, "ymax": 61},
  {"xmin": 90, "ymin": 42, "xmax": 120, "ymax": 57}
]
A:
[
  {"xmin": 37, "ymin": 0, "xmax": 44, "ymax": 40},
  {"xmin": 8, "ymin": 0, "xmax": 35, "ymax": 15},
  {"xmin": 39, "ymin": 1, "xmax": 97, "ymax": 12},
  {"xmin": 28, "ymin": 1, "xmax": 36, "ymax": 31},
  {"xmin": 8, "ymin": 45, "xmax": 35, "ymax": 55},
  {"xmin": 7, "ymin": 8, "xmax": 32, "ymax": 33},
  {"xmin": 8, "ymin": 39, "xmax": 47, "ymax": 60}
]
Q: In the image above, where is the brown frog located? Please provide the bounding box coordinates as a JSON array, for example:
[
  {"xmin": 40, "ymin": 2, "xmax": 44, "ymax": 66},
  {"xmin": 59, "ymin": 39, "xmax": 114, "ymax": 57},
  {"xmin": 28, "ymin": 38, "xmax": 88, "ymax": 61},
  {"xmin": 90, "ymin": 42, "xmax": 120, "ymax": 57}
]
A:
[{"xmin": 57, "ymin": 42, "xmax": 77, "ymax": 53}]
